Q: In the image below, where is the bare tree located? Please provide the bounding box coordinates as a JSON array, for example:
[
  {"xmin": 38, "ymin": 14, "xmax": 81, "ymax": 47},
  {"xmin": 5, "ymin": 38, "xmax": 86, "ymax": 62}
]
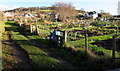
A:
[{"xmin": 53, "ymin": 2, "xmax": 78, "ymax": 22}]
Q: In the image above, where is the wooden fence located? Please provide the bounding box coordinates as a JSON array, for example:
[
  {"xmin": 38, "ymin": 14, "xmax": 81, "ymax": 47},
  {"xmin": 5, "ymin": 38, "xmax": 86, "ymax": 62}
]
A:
[
  {"xmin": 112, "ymin": 34, "xmax": 120, "ymax": 62},
  {"xmin": 12, "ymin": 17, "xmax": 120, "ymax": 59}
]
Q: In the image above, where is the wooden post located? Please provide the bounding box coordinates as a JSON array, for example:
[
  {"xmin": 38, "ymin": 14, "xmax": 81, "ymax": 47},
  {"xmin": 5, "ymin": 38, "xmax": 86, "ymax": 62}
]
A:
[
  {"xmin": 85, "ymin": 32, "xmax": 88, "ymax": 52},
  {"xmin": 30, "ymin": 25, "xmax": 33, "ymax": 33},
  {"xmin": 60, "ymin": 36, "xmax": 63, "ymax": 46},
  {"xmin": 116, "ymin": 26, "xmax": 119, "ymax": 35},
  {"xmin": 112, "ymin": 35, "xmax": 117, "ymax": 62},
  {"xmin": 63, "ymin": 31, "xmax": 67, "ymax": 43},
  {"xmin": 36, "ymin": 18, "xmax": 38, "ymax": 24},
  {"xmin": 75, "ymin": 32, "xmax": 78, "ymax": 39},
  {"xmin": 20, "ymin": 17, "xmax": 23, "ymax": 27},
  {"xmin": 54, "ymin": 30, "xmax": 57, "ymax": 42},
  {"xmin": 49, "ymin": 33, "xmax": 52, "ymax": 40},
  {"xmin": 35, "ymin": 18, "xmax": 39, "ymax": 35},
  {"xmin": 36, "ymin": 25, "xmax": 39, "ymax": 35},
  {"xmin": 25, "ymin": 18, "xmax": 28, "ymax": 25},
  {"xmin": 56, "ymin": 35, "xmax": 59, "ymax": 44}
]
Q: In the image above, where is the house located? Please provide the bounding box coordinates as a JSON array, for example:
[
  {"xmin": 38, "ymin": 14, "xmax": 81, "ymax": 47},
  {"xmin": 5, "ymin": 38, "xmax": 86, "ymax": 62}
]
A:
[
  {"xmin": 88, "ymin": 11, "xmax": 98, "ymax": 20},
  {"xmin": 23, "ymin": 13, "xmax": 38, "ymax": 18},
  {"xmin": 4, "ymin": 12, "xmax": 15, "ymax": 17},
  {"xmin": 23, "ymin": 13, "xmax": 34, "ymax": 18},
  {"xmin": 77, "ymin": 11, "xmax": 99, "ymax": 20},
  {"xmin": 4, "ymin": 12, "xmax": 15, "ymax": 21}
]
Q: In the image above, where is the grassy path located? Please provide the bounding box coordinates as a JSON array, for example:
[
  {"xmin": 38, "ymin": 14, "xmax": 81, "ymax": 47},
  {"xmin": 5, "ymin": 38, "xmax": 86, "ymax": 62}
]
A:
[
  {"xmin": 22, "ymin": 34, "xmax": 80, "ymax": 71},
  {"xmin": 2, "ymin": 29, "xmax": 34, "ymax": 71},
  {"xmin": 7, "ymin": 31, "xmax": 34, "ymax": 71},
  {"xmin": 3, "ymin": 21, "xmax": 120, "ymax": 71},
  {"xmin": 5, "ymin": 21, "xmax": 79, "ymax": 71}
]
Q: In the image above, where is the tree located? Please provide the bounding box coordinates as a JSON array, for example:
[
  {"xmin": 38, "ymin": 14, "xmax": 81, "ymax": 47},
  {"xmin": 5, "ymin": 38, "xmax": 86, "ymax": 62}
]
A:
[{"xmin": 52, "ymin": 2, "xmax": 78, "ymax": 22}]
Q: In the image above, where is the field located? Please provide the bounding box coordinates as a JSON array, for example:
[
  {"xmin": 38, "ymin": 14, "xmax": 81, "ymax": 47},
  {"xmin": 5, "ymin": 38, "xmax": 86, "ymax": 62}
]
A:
[
  {"xmin": 1, "ymin": 1, "xmax": 120, "ymax": 71},
  {"xmin": 1, "ymin": 20, "xmax": 120, "ymax": 71}
]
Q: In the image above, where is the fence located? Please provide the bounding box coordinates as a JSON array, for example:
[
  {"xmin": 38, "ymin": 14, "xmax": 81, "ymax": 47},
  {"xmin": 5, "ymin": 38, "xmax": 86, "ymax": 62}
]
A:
[
  {"xmin": 11, "ymin": 16, "xmax": 120, "ymax": 60},
  {"xmin": 14, "ymin": 19, "xmax": 68, "ymax": 46},
  {"xmin": 112, "ymin": 34, "xmax": 120, "ymax": 61}
]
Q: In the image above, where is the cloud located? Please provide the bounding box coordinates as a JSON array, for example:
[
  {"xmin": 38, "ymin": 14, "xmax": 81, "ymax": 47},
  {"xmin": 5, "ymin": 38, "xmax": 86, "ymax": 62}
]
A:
[{"xmin": 0, "ymin": 4, "xmax": 18, "ymax": 11}]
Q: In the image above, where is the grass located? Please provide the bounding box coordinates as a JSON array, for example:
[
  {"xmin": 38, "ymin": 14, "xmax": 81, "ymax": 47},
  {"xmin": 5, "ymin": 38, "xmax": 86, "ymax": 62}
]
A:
[
  {"xmin": 66, "ymin": 32, "xmax": 120, "ymax": 57},
  {"xmin": 5, "ymin": 21, "xmax": 70, "ymax": 71},
  {"xmin": 2, "ymin": 33, "xmax": 18, "ymax": 70},
  {"xmin": 5, "ymin": 21, "xmax": 120, "ymax": 71},
  {"xmin": 38, "ymin": 28, "xmax": 51, "ymax": 37},
  {"xmin": 27, "ymin": 33, "xmax": 120, "ymax": 71},
  {"xmin": 1, "ymin": 21, "xmax": 17, "ymax": 70},
  {"xmin": 22, "ymin": 31, "xmax": 107, "ymax": 71},
  {"xmin": 21, "ymin": 28, "xmax": 106, "ymax": 71},
  {"xmin": 18, "ymin": 21, "xmax": 120, "ymax": 71}
]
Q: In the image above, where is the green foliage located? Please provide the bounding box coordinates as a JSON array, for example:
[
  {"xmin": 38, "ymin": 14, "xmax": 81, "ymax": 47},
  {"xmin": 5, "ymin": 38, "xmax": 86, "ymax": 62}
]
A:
[
  {"xmin": 91, "ymin": 21, "xmax": 110, "ymax": 27},
  {"xmin": 67, "ymin": 33, "xmax": 120, "ymax": 57},
  {"xmin": 91, "ymin": 21, "xmax": 101, "ymax": 27},
  {"xmin": 38, "ymin": 28, "xmax": 51, "ymax": 37},
  {"xmin": 53, "ymin": 22, "xmax": 61, "ymax": 25},
  {"xmin": 22, "ymin": 30, "xmax": 105, "ymax": 71},
  {"xmin": 6, "ymin": 21, "xmax": 69, "ymax": 71},
  {"xmin": 110, "ymin": 20, "xmax": 120, "ymax": 27},
  {"xmin": 2, "ymin": 24, "xmax": 17, "ymax": 70},
  {"xmin": 4, "ymin": 20, "xmax": 120, "ymax": 71}
]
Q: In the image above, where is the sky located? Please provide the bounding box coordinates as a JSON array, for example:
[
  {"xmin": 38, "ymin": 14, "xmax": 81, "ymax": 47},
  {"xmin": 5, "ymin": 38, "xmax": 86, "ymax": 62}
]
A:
[{"xmin": 0, "ymin": 0, "xmax": 120, "ymax": 15}]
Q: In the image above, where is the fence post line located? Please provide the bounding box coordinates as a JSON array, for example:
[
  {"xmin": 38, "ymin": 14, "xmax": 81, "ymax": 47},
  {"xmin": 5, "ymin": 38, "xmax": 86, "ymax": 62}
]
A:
[
  {"xmin": 60, "ymin": 36, "xmax": 63, "ymax": 46},
  {"xmin": 36, "ymin": 25, "xmax": 39, "ymax": 35},
  {"xmin": 19, "ymin": 17, "xmax": 22, "ymax": 27},
  {"xmin": 20, "ymin": 16, "xmax": 22, "ymax": 27},
  {"xmin": 36, "ymin": 18, "xmax": 39, "ymax": 35},
  {"xmin": 54, "ymin": 30, "xmax": 57, "ymax": 42},
  {"xmin": 36, "ymin": 18, "xmax": 38, "ymax": 25},
  {"xmin": 63, "ymin": 30, "xmax": 67, "ymax": 43},
  {"xmin": 30, "ymin": 25, "xmax": 33, "ymax": 33},
  {"xmin": 85, "ymin": 32, "xmax": 88, "ymax": 52},
  {"xmin": 112, "ymin": 35, "xmax": 117, "ymax": 62},
  {"xmin": 56, "ymin": 35, "xmax": 59, "ymax": 44}
]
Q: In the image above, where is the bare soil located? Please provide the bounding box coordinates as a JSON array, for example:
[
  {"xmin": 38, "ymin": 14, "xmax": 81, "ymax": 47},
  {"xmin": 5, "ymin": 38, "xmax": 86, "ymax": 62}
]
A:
[{"xmin": 2, "ymin": 31, "xmax": 34, "ymax": 71}]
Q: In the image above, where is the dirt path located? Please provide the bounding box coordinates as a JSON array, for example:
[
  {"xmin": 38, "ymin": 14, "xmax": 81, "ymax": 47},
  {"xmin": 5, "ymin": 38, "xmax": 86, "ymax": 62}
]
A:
[
  {"xmin": 24, "ymin": 35, "xmax": 81, "ymax": 71},
  {"xmin": 5, "ymin": 22, "xmax": 81, "ymax": 70},
  {"xmin": 3, "ymin": 31, "xmax": 34, "ymax": 71}
]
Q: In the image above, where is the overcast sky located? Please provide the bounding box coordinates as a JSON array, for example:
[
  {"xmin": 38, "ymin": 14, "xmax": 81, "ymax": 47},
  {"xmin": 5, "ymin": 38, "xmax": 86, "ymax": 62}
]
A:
[{"xmin": 0, "ymin": 0, "xmax": 119, "ymax": 15}]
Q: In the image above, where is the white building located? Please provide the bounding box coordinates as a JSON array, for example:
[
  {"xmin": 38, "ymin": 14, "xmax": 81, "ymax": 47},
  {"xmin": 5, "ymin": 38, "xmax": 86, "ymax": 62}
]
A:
[{"xmin": 4, "ymin": 12, "xmax": 14, "ymax": 16}]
